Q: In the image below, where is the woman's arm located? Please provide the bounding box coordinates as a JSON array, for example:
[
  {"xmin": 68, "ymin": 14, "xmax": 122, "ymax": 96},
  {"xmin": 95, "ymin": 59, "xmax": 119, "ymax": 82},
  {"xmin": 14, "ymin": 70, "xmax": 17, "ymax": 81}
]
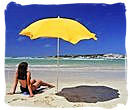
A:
[
  {"xmin": 27, "ymin": 72, "xmax": 34, "ymax": 97},
  {"xmin": 11, "ymin": 71, "xmax": 18, "ymax": 94}
]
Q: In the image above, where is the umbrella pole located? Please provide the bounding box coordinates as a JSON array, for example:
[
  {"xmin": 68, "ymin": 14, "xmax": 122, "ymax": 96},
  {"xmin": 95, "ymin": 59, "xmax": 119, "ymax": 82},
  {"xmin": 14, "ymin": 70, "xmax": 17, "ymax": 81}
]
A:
[{"xmin": 56, "ymin": 37, "xmax": 60, "ymax": 92}]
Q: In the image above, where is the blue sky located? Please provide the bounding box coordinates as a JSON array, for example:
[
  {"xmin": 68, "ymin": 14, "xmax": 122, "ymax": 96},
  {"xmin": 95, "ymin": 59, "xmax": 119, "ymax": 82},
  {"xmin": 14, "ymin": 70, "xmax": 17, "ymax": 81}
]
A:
[{"xmin": 5, "ymin": 2, "xmax": 126, "ymax": 57}]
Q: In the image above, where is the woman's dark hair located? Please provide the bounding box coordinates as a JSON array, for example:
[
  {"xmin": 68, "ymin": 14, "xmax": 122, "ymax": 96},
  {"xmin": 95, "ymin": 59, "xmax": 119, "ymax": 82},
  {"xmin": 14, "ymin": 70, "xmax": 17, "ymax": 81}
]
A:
[{"xmin": 18, "ymin": 62, "xmax": 28, "ymax": 80}]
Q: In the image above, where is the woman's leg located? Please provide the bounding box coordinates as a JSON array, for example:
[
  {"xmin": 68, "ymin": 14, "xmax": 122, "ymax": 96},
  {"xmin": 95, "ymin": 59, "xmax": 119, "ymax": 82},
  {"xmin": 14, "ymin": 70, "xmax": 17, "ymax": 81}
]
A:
[
  {"xmin": 31, "ymin": 80, "xmax": 54, "ymax": 91},
  {"xmin": 40, "ymin": 80, "xmax": 55, "ymax": 87},
  {"xmin": 30, "ymin": 79, "xmax": 36, "ymax": 85}
]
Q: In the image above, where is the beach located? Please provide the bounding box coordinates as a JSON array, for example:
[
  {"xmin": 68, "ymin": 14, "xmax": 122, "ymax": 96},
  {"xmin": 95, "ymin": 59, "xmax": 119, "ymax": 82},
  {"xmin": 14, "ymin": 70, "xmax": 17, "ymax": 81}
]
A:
[{"xmin": 5, "ymin": 58, "xmax": 127, "ymax": 108}]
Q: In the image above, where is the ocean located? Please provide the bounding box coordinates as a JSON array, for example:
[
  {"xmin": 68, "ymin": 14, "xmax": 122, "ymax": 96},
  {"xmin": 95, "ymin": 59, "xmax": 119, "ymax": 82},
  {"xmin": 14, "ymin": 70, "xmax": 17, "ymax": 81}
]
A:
[
  {"xmin": 5, "ymin": 57, "xmax": 127, "ymax": 86},
  {"xmin": 5, "ymin": 57, "xmax": 126, "ymax": 68}
]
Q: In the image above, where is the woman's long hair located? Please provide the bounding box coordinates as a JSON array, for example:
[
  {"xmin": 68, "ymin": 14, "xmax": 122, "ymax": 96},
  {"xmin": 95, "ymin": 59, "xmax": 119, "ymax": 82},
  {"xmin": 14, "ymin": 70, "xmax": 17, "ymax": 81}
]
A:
[{"xmin": 18, "ymin": 62, "xmax": 28, "ymax": 80}]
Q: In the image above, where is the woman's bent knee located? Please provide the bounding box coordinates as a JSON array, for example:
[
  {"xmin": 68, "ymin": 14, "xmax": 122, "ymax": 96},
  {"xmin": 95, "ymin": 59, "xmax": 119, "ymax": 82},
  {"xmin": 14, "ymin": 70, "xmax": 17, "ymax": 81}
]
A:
[
  {"xmin": 31, "ymin": 79, "xmax": 36, "ymax": 85},
  {"xmin": 37, "ymin": 80, "xmax": 43, "ymax": 84}
]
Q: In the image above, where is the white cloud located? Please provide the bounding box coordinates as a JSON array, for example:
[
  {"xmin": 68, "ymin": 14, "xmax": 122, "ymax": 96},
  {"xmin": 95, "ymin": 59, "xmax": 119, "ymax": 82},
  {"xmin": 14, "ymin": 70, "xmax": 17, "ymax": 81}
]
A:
[
  {"xmin": 16, "ymin": 36, "xmax": 27, "ymax": 42},
  {"xmin": 44, "ymin": 44, "xmax": 51, "ymax": 48}
]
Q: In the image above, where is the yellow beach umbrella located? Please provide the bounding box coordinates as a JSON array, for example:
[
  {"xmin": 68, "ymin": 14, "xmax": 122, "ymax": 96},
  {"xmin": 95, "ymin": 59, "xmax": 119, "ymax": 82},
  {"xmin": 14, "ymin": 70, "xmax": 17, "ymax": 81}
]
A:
[
  {"xmin": 20, "ymin": 17, "xmax": 97, "ymax": 44},
  {"xmin": 19, "ymin": 17, "xmax": 97, "ymax": 91}
]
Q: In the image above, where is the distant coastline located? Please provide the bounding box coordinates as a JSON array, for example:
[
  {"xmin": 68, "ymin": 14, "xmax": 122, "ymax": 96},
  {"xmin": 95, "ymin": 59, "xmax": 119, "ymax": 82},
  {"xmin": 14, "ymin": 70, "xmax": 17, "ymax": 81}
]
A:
[
  {"xmin": 49, "ymin": 53, "xmax": 126, "ymax": 59},
  {"xmin": 5, "ymin": 53, "xmax": 126, "ymax": 59}
]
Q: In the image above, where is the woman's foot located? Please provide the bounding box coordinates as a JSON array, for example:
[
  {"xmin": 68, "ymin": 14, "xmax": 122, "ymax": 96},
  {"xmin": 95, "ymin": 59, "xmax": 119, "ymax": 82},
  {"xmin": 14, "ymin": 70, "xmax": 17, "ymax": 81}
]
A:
[{"xmin": 48, "ymin": 85, "xmax": 55, "ymax": 88}]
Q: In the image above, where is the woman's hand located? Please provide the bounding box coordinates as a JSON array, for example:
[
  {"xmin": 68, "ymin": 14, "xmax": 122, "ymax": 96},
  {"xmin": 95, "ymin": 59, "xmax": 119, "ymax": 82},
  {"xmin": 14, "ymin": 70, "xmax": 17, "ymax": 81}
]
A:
[
  {"xmin": 6, "ymin": 92, "xmax": 14, "ymax": 95},
  {"xmin": 29, "ymin": 94, "xmax": 34, "ymax": 97}
]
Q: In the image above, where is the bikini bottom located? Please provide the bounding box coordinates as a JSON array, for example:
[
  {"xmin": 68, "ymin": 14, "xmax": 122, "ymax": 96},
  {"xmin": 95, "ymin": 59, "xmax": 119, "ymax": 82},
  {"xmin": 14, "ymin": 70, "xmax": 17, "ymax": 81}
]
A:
[{"xmin": 20, "ymin": 85, "xmax": 29, "ymax": 93}]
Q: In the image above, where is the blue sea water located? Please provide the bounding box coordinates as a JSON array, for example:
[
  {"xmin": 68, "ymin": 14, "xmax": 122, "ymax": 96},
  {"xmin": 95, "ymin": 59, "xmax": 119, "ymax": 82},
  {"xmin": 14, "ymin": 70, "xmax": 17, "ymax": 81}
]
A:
[
  {"xmin": 5, "ymin": 57, "xmax": 126, "ymax": 67},
  {"xmin": 5, "ymin": 57, "xmax": 126, "ymax": 84}
]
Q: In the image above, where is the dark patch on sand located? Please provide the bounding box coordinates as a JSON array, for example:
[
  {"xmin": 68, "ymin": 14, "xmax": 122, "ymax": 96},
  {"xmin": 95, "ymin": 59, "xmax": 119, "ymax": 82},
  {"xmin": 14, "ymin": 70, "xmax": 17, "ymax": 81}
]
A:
[{"xmin": 56, "ymin": 85, "xmax": 120, "ymax": 103}]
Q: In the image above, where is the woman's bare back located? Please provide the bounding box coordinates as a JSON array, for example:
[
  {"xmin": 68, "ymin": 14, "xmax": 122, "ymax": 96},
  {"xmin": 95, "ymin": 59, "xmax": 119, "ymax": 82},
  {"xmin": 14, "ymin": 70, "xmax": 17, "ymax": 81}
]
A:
[{"xmin": 19, "ymin": 80, "xmax": 27, "ymax": 88}]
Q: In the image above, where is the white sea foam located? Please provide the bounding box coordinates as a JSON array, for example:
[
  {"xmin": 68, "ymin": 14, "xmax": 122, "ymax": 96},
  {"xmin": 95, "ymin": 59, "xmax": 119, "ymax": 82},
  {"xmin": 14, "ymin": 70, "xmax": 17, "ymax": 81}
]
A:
[
  {"xmin": 62, "ymin": 58, "xmax": 106, "ymax": 61},
  {"xmin": 5, "ymin": 57, "xmax": 46, "ymax": 59}
]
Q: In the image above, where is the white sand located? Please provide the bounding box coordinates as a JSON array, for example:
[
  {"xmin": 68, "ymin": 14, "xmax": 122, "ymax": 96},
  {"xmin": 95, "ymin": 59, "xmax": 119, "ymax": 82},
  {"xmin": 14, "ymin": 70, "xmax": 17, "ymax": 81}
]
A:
[{"xmin": 5, "ymin": 65, "xmax": 128, "ymax": 108}]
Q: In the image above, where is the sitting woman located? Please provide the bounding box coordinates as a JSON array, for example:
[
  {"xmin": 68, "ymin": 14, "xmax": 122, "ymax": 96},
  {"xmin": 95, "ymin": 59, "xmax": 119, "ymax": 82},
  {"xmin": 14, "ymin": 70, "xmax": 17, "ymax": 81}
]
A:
[{"xmin": 8, "ymin": 62, "xmax": 54, "ymax": 97}]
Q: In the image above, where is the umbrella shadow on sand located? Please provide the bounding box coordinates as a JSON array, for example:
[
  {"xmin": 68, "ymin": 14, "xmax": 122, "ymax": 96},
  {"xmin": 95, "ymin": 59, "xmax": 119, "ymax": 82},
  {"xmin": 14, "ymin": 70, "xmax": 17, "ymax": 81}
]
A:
[{"xmin": 56, "ymin": 85, "xmax": 120, "ymax": 103}]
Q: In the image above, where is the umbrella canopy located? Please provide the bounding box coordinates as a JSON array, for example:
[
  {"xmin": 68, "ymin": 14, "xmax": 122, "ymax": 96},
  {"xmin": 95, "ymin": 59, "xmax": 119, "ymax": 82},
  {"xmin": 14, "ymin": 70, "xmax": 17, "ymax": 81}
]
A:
[{"xmin": 19, "ymin": 17, "xmax": 97, "ymax": 44}]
